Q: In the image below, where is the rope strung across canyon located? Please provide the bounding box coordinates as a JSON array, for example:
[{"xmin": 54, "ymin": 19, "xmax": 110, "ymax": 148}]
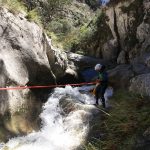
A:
[
  {"xmin": 0, "ymin": 82, "xmax": 97, "ymax": 91},
  {"xmin": 0, "ymin": 81, "xmax": 111, "ymax": 116}
]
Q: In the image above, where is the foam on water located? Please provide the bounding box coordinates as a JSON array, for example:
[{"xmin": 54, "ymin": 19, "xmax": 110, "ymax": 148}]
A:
[
  {"xmin": 0, "ymin": 85, "xmax": 113, "ymax": 150},
  {"xmin": 0, "ymin": 86, "xmax": 96, "ymax": 150}
]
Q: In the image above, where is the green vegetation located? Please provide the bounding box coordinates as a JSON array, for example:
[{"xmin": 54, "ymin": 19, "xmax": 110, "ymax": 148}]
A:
[
  {"xmin": 26, "ymin": 8, "xmax": 42, "ymax": 25},
  {"xmin": 0, "ymin": 0, "xmax": 98, "ymax": 51},
  {"xmin": 83, "ymin": 90, "xmax": 150, "ymax": 150},
  {"xmin": 61, "ymin": 22, "xmax": 96, "ymax": 52},
  {"xmin": 67, "ymin": 10, "xmax": 112, "ymax": 56},
  {"xmin": 23, "ymin": 0, "xmax": 71, "ymax": 23},
  {"xmin": 47, "ymin": 10, "xmax": 108, "ymax": 53},
  {"xmin": 0, "ymin": 0, "xmax": 27, "ymax": 13}
]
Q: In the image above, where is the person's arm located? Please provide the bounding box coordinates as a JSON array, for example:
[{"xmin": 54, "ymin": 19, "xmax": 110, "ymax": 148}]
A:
[{"xmin": 95, "ymin": 73, "xmax": 102, "ymax": 85}]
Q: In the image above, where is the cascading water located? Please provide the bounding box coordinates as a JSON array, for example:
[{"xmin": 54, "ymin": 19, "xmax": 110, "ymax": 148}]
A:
[{"xmin": 0, "ymin": 86, "xmax": 100, "ymax": 150}]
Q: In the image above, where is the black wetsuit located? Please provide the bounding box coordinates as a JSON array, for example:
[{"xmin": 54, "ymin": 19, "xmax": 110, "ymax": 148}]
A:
[{"xmin": 95, "ymin": 71, "xmax": 108, "ymax": 108}]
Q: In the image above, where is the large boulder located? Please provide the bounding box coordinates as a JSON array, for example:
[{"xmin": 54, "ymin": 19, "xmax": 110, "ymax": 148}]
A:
[
  {"xmin": 107, "ymin": 63, "xmax": 150, "ymax": 88},
  {"xmin": 46, "ymin": 38, "xmax": 69, "ymax": 80},
  {"xmin": 129, "ymin": 55, "xmax": 150, "ymax": 71},
  {"xmin": 137, "ymin": 22, "xmax": 150, "ymax": 54},
  {"xmin": 67, "ymin": 52, "xmax": 107, "ymax": 71},
  {"xmin": 0, "ymin": 7, "xmax": 70, "ymax": 115},
  {"xmin": 136, "ymin": 0, "xmax": 150, "ymax": 55},
  {"xmin": 145, "ymin": 56, "xmax": 150, "ymax": 67},
  {"xmin": 117, "ymin": 51, "xmax": 127, "ymax": 64},
  {"xmin": 131, "ymin": 63, "xmax": 150, "ymax": 75},
  {"xmin": 0, "ymin": 6, "xmax": 80, "ymax": 138},
  {"xmin": 129, "ymin": 73, "xmax": 150, "ymax": 96},
  {"xmin": 102, "ymin": 39, "xmax": 118, "ymax": 61},
  {"xmin": 130, "ymin": 53, "xmax": 150, "ymax": 65},
  {"xmin": 108, "ymin": 65, "xmax": 134, "ymax": 88}
]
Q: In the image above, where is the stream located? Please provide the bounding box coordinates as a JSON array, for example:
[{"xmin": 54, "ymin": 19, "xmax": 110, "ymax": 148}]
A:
[{"xmin": 0, "ymin": 85, "xmax": 113, "ymax": 150}]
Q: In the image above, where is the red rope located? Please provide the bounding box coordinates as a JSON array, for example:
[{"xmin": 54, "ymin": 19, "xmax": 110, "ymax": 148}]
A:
[{"xmin": 0, "ymin": 82, "xmax": 96, "ymax": 91}]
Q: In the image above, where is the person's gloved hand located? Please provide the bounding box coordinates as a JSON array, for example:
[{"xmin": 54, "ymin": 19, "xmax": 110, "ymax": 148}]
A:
[
  {"xmin": 96, "ymin": 79, "xmax": 100, "ymax": 83},
  {"xmin": 96, "ymin": 83, "xmax": 100, "ymax": 86}
]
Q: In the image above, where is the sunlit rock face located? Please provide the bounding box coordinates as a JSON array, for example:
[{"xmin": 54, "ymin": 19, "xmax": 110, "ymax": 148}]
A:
[
  {"xmin": 96, "ymin": 0, "xmax": 150, "ymax": 94},
  {"xmin": 0, "ymin": 8, "xmax": 49, "ymax": 137},
  {"xmin": 106, "ymin": 0, "xmax": 143, "ymax": 64},
  {"xmin": 105, "ymin": 0, "xmax": 150, "ymax": 65},
  {"xmin": 80, "ymin": 0, "xmax": 149, "ymax": 66},
  {"xmin": 0, "ymin": 6, "xmax": 76, "ymax": 113},
  {"xmin": 0, "ymin": 7, "xmax": 53, "ymax": 115},
  {"xmin": 0, "ymin": 7, "xmax": 75, "ymax": 136}
]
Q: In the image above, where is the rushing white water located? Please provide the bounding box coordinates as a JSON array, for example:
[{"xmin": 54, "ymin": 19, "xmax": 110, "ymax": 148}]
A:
[
  {"xmin": 0, "ymin": 86, "xmax": 95, "ymax": 150},
  {"xmin": 0, "ymin": 85, "xmax": 113, "ymax": 150}
]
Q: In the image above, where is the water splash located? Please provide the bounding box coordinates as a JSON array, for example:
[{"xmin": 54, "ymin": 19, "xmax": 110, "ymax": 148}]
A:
[{"xmin": 0, "ymin": 86, "xmax": 96, "ymax": 150}]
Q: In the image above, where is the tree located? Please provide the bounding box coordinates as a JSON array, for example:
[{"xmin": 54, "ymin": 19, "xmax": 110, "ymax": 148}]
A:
[
  {"xmin": 41, "ymin": 0, "xmax": 70, "ymax": 22},
  {"xmin": 23, "ymin": 0, "xmax": 71, "ymax": 23}
]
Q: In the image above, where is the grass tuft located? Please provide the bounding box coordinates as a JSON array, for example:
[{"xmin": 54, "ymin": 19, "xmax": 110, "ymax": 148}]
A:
[
  {"xmin": 83, "ymin": 90, "xmax": 150, "ymax": 150},
  {"xmin": 26, "ymin": 8, "xmax": 42, "ymax": 25}
]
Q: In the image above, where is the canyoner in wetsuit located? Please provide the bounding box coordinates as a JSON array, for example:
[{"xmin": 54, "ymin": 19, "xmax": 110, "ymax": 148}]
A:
[{"xmin": 94, "ymin": 64, "xmax": 108, "ymax": 108}]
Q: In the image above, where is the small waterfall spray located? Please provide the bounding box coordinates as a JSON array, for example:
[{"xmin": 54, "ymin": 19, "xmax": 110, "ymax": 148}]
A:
[{"xmin": 0, "ymin": 86, "xmax": 98, "ymax": 150}]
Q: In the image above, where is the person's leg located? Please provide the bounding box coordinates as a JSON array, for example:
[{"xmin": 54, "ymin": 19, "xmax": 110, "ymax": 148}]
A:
[
  {"xmin": 101, "ymin": 95, "xmax": 105, "ymax": 108},
  {"xmin": 95, "ymin": 84, "xmax": 101, "ymax": 105},
  {"xmin": 100, "ymin": 85, "xmax": 107, "ymax": 108}
]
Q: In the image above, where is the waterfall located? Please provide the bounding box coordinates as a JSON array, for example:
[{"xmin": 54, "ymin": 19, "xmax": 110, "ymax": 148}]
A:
[{"xmin": 0, "ymin": 86, "xmax": 99, "ymax": 150}]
